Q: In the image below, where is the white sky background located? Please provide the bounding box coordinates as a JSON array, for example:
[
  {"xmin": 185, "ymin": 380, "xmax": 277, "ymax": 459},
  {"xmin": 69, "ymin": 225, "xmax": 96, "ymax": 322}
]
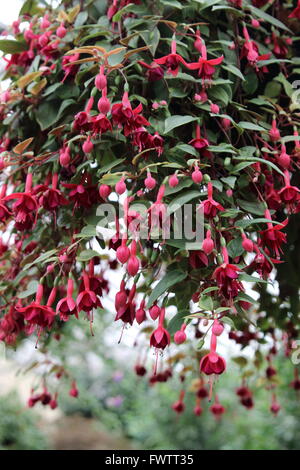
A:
[{"xmin": 1, "ymin": 0, "xmax": 23, "ymax": 26}]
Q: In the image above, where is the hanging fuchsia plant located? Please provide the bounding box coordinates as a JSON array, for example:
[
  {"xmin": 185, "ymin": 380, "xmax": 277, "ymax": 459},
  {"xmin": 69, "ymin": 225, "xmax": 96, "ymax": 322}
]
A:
[{"xmin": 0, "ymin": 0, "xmax": 300, "ymax": 418}]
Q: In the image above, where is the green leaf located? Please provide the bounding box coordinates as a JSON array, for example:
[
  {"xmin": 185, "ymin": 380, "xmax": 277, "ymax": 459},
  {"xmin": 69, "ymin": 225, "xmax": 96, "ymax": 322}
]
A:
[
  {"xmin": 0, "ymin": 40, "xmax": 27, "ymax": 54},
  {"xmin": 237, "ymin": 199, "xmax": 265, "ymax": 216},
  {"xmin": 221, "ymin": 316, "xmax": 236, "ymax": 330},
  {"xmin": 147, "ymin": 270, "xmax": 187, "ymax": 308},
  {"xmin": 227, "ymin": 237, "xmax": 243, "ymax": 258},
  {"xmin": 232, "ymin": 356, "xmax": 248, "ymax": 367},
  {"xmin": 222, "ymin": 64, "xmax": 245, "ymax": 81},
  {"xmin": 238, "ymin": 121, "xmax": 266, "ymax": 132},
  {"xmin": 163, "ymin": 115, "xmax": 198, "ymax": 135},
  {"xmin": 168, "ymin": 310, "xmax": 189, "ymax": 335},
  {"xmin": 74, "ymin": 225, "xmax": 97, "ymax": 239},
  {"xmin": 112, "ymin": 3, "xmax": 134, "ymax": 21},
  {"xmin": 35, "ymin": 101, "xmax": 59, "ymax": 131},
  {"xmin": 249, "ymin": 5, "xmax": 291, "ymax": 32},
  {"xmin": 19, "ymin": 280, "xmax": 39, "ymax": 299},
  {"xmin": 167, "ymin": 190, "xmax": 201, "ymax": 215},
  {"xmin": 77, "ymin": 249, "xmax": 100, "ymax": 262},
  {"xmin": 198, "ymin": 295, "xmax": 213, "ymax": 311},
  {"xmin": 161, "ymin": 0, "xmax": 183, "ymax": 8},
  {"xmin": 23, "ymin": 249, "xmax": 58, "ymax": 270}
]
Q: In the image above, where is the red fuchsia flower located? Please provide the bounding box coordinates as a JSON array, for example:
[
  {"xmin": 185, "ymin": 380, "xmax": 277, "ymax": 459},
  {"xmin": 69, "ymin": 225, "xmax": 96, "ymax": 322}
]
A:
[
  {"xmin": 194, "ymin": 29, "xmax": 202, "ymax": 53},
  {"xmin": 277, "ymin": 143, "xmax": 291, "ymax": 170},
  {"xmin": 169, "ymin": 173, "xmax": 179, "ymax": 188},
  {"xmin": 268, "ymin": 32, "xmax": 289, "ymax": 59},
  {"xmin": 0, "ymin": 185, "xmax": 11, "ymax": 222},
  {"xmin": 5, "ymin": 173, "xmax": 38, "ymax": 231},
  {"xmin": 82, "ymin": 135, "xmax": 94, "ymax": 154},
  {"xmin": 278, "ymin": 171, "xmax": 300, "ymax": 213},
  {"xmin": 111, "ymin": 91, "xmax": 149, "ymax": 136},
  {"xmin": 56, "ymin": 22, "xmax": 67, "ymax": 39},
  {"xmin": 189, "ymin": 125, "xmax": 209, "ymax": 153},
  {"xmin": 200, "ymin": 330, "xmax": 226, "ymax": 375},
  {"xmin": 172, "ymin": 390, "xmax": 185, "ymax": 414},
  {"xmin": 61, "ymin": 54, "xmax": 79, "ymax": 82},
  {"xmin": 115, "ymin": 283, "xmax": 136, "ymax": 325},
  {"xmin": 77, "ymin": 272, "xmax": 102, "ymax": 313},
  {"xmin": 174, "ymin": 323, "xmax": 187, "ymax": 345},
  {"xmin": 144, "ymin": 170, "xmax": 157, "ymax": 190},
  {"xmin": 290, "ymin": 369, "xmax": 300, "ymax": 391},
  {"xmin": 148, "ymin": 185, "xmax": 169, "ymax": 240},
  {"xmin": 228, "ymin": 0, "xmax": 242, "ymax": 6},
  {"xmin": 192, "ymin": 165, "xmax": 203, "ymax": 184},
  {"xmin": 154, "ymin": 39, "xmax": 192, "ymax": 77},
  {"xmin": 270, "ymin": 394, "xmax": 280, "ymax": 416},
  {"xmin": 289, "ymin": 0, "xmax": 300, "ymax": 19},
  {"xmin": 34, "ymin": 173, "xmax": 68, "ymax": 211},
  {"xmin": 194, "ymin": 399, "xmax": 203, "ymax": 416},
  {"xmin": 212, "ymin": 246, "xmax": 243, "ymax": 299},
  {"xmin": 17, "ymin": 284, "xmax": 56, "ymax": 330},
  {"xmin": 199, "ymin": 182, "xmax": 225, "ymax": 218},
  {"xmin": 62, "ymin": 175, "xmax": 100, "ymax": 209},
  {"xmin": 259, "ymin": 209, "xmax": 288, "ymax": 258},
  {"xmin": 91, "ymin": 113, "xmax": 112, "ymax": 135},
  {"xmin": 99, "ymin": 184, "xmax": 112, "ymax": 200},
  {"xmin": 149, "ymin": 303, "xmax": 161, "ymax": 320},
  {"xmin": 135, "ymin": 299, "xmax": 146, "ymax": 324},
  {"xmin": 69, "ymin": 381, "xmax": 79, "ymax": 398},
  {"xmin": 242, "ymin": 232, "xmax": 254, "ymax": 252},
  {"xmin": 241, "ymin": 26, "xmax": 271, "ymax": 69},
  {"xmin": 249, "ymin": 246, "xmax": 281, "ymax": 279},
  {"xmin": 187, "ymin": 41, "xmax": 224, "ymax": 86},
  {"xmin": 78, "ymin": 260, "xmax": 106, "ymax": 298},
  {"xmin": 127, "ymin": 240, "xmax": 140, "ymax": 277},
  {"xmin": 0, "ymin": 304, "xmax": 25, "ymax": 345},
  {"xmin": 210, "ymin": 396, "xmax": 225, "ymax": 418},
  {"xmin": 150, "ymin": 307, "xmax": 170, "ymax": 350},
  {"xmin": 202, "ymin": 230, "xmax": 214, "ymax": 255},
  {"xmin": 95, "ymin": 65, "xmax": 107, "ymax": 90},
  {"xmin": 116, "ymin": 235, "xmax": 130, "ymax": 264},
  {"xmin": 134, "ymin": 363, "xmax": 147, "ymax": 376},
  {"xmin": 59, "ymin": 145, "xmax": 71, "ymax": 167},
  {"xmin": 56, "ymin": 278, "xmax": 78, "ymax": 321},
  {"xmin": 269, "ymin": 118, "xmax": 280, "ymax": 142},
  {"xmin": 189, "ymin": 250, "xmax": 208, "ymax": 269},
  {"xmin": 138, "ymin": 61, "xmax": 164, "ymax": 81}
]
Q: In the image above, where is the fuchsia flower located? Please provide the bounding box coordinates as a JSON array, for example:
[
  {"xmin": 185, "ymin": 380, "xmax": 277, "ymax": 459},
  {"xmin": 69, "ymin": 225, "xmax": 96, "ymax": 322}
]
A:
[
  {"xmin": 241, "ymin": 26, "xmax": 271, "ymax": 69},
  {"xmin": 77, "ymin": 272, "xmax": 102, "ymax": 313},
  {"xmin": 172, "ymin": 390, "xmax": 185, "ymax": 414},
  {"xmin": 210, "ymin": 396, "xmax": 225, "ymax": 418},
  {"xmin": 188, "ymin": 125, "xmax": 209, "ymax": 155},
  {"xmin": 150, "ymin": 307, "xmax": 170, "ymax": 350},
  {"xmin": 200, "ymin": 329, "xmax": 226, "ymax": 375},
  {"xmin": 34, "ymin": 173, "xmax": 68, "ymax": 211},
  {"xmin": 0, "ymin": 185, "xmax": 11, "ymax": 222},
  {"xmin": 138, "ymin": 61, "xmax": 164, "ymax": 81},
  {"xmin": 278, "ymin": 171, "xmax": 300, "ymax": 213},
  {"xmin": 111, "ymin": 91, "xmax": 149, "ymax": 136},
  {"xmin": 17, "ymin": 284, "xmax": 56, "ymax": 330},
  {"xmin": 62, "ymin": 174, "xmax": 100, "ymax": 209},
  {"xmin": 154, "ymin": 39, "xmax": 192, "ymax": 77},
  {"xmin": 289, "ymin": 0, "xmax": 300, "ymax": 19},
  {"xmin": 6, "ymin": 173, "xmax": 38, "ymax": 231},
  {"xmin": 259, "ymin": 210, "xmax": 287, "ymax": 258},
  {"xmin": 115, "ymin": 283, "xmax": 136, "ymax": 325},
  {"xmin": 187, "ymin": 41, "xmax": 223, "ymax": 85},
  {"xmin": 199, "ymin": 182, "xmax": 224, "ymax": 218},
  {"xmin": 0, "ymin": 304, "xmax": 25, "ymax": 345},
  {"xmin": 212, "ymin": 246, "xmax": 243, "ymax": 299},
  {"xmin": 56, "ymin": 278, "xmax": 78, "ymax": 321}
]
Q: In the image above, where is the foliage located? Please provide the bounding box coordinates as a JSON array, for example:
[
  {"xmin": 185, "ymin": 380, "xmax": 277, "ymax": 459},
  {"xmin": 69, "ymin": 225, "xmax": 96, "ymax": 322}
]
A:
[{"xmin": 0, "ymin": 0, "xmax": 300, "ymax": 424}]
